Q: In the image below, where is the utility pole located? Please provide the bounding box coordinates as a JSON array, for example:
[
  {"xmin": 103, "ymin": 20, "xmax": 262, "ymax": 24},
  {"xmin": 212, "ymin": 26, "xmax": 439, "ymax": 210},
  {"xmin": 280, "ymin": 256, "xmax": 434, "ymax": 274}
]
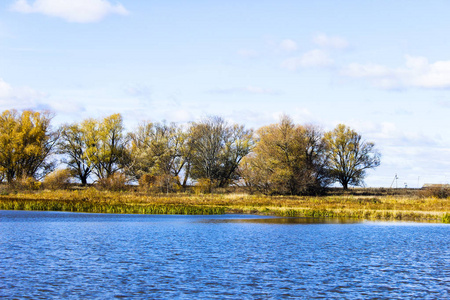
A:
[{"xmin": 390, "ymin": 174, "xmax": 398, "ymax": 189}]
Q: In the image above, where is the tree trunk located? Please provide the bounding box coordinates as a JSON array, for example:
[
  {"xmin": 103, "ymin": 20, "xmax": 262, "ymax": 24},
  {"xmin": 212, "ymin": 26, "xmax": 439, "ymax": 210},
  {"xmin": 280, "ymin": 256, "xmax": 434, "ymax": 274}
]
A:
[
  {"xmin": 182, "ymin": 162, "xmax": 190, "ymax": 188},
  {"xmin": 342, "ymin": 181, "xmax": 348, "ymax": 190}
]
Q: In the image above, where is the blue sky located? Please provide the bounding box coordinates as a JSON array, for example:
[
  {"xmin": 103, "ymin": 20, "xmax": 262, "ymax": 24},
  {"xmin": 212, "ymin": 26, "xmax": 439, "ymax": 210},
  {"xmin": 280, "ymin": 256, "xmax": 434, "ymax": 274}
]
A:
[{"xmin": 1, "ymin": 0, "xmax": 450, "ymax": 187}]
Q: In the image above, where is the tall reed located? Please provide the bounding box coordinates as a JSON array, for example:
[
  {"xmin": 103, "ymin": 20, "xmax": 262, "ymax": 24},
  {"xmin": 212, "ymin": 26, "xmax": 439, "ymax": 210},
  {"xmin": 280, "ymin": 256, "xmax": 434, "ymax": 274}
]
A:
[
  {"xmin": 443, "ymin": 213, "xmax": 450, "ymax": 223},
  {"xmin": 0, "ymin": 189, "xmax": 448, "ymax": 222},
  {"xmin": 0, "ymin": 199, "xmax": 226, "ymax": 215}
]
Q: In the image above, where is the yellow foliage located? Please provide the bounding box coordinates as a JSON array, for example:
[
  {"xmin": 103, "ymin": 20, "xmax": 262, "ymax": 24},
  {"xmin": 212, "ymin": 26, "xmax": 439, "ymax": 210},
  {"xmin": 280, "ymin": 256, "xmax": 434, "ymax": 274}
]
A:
[
  {"xmin": 138, "ymin": 173, "xmax": 180, "ymax": 194},
  {"xmin": 43, "ymin": 169, "xmax": 72, "ymax": 190},
  {"xmin": 242, "ymin": 116, "xmax": 328, "ymax": 195},
  {"xmin": 13, "ymin": 176, "xmax": 42, "ymax": 191},
  {"xmin": 194, "ymin": 178, "xmax": 212, "ymax": 194},
  {"xmin": 0, "ymin": 109, "xmax": 55, "ymax": 183}
]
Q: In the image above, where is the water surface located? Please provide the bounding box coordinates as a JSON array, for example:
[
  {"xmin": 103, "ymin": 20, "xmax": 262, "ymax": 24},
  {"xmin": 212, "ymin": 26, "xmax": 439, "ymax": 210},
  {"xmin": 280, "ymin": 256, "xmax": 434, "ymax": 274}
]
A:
[{"xmin": 0, "ymin": 211, "xmax": 448, "ymax": 299}]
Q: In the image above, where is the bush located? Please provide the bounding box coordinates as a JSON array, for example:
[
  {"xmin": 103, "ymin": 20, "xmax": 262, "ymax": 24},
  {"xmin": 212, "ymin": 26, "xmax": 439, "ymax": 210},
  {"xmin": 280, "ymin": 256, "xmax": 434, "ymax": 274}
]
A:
[
  {"xmin": 138, "ymin": 173, "xmax": 157, "ymax": 193},
  {"xmin": 0, "ymin": 183, "xmax": 9, "ymax": 195},
  {"xmin": 193, "ymin": 178, "xmax": 213, "ymax": 194},
  {"xmin": 11, "ymin": 176, "xmax": 42, "ymax": 191},
  {"xmin": 96, "ymin": 173, "xmax": 129, "ymax": 191},
  {"xmin": 43, "ymin": 169, "xmax": 72, "ymax": 190},
  {"xmin": 420, "ymin": 186, "xmax": 450, "ymax": 199},
  {"xmin": 138, "ymin": 173, "xmax": 180, "ymax": 194},
  {"xmin": 155, "ymin": 175, "xmax": 180, "ymax": 193}
]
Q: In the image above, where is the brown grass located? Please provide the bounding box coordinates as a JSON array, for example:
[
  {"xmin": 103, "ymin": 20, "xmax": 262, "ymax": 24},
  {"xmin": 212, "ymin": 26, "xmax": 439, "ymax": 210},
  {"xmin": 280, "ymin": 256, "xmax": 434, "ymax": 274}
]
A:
[{"xmin": 0, "ymin": 187, "xmax": 449, "ymax": 222}]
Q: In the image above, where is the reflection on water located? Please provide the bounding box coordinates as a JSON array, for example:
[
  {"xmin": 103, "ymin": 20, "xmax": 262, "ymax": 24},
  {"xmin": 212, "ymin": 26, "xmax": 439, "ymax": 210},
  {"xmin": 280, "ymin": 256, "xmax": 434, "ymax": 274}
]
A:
[
  {"xmin": 201, "ymin": 216, "xmax": 362, "ymax": 224},
  {"xmin": 0, "ymin": 211, "xmax": 448, "ymax": 299}
]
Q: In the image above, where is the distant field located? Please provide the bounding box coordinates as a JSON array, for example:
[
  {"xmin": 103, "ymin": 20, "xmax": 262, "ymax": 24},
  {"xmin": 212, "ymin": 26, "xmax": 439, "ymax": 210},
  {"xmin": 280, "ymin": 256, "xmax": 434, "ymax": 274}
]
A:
[{"xmin": 0, "ymin": 187, "xmax": 449, "ymax": 223}]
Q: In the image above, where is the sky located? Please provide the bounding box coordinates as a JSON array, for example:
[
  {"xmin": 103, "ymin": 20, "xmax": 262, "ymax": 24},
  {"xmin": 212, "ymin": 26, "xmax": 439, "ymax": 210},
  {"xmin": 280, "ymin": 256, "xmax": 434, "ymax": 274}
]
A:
[{"xmin": 1, "ymin": 0, "xmax": 450, "ymax": 187}]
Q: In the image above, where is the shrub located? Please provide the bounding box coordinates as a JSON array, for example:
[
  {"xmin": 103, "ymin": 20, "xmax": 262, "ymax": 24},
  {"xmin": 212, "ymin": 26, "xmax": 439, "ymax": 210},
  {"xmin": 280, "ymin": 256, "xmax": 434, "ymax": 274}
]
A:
[
  {"xmin": 0, "ymin": 184, "xmax": 9, "ymax": 195},
  {"xmin": 193, "ymin": 178, "xmax": 213, "ymax": 194},
  {"xmin": 155, "ymin": 175, "xmax": 180, "ymax": 193},
  {"xmin": 139, "ymin": 173, "xmax": 157, "ymax": 186},
  {"xmin": 11, "ymin": 176, "xmax": 42, "ymax": 191},
  {"xmin": 420, "ymin": 186, "xmax": 450, "ymax": 199},
  {"xmin": 96, "ymin": 173, "xmax": 129, "ymax": 191},
  {"xmin": 138, "ymin": 173, "xmax": 156, "ymax": 193},
  {"xmin": 138, "ymin": 173, "xmax": 180, "ymax": 194},
  {"xmin": 43, "ymin": 169, "xmax": 72, "ymax": 190}
]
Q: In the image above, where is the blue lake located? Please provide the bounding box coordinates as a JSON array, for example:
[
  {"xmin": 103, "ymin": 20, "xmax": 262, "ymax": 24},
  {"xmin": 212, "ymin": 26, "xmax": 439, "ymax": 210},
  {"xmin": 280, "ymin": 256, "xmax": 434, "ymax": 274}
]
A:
[{"xmin": 0, "ymin": 211, "xmax": 448, "ymax": 299}]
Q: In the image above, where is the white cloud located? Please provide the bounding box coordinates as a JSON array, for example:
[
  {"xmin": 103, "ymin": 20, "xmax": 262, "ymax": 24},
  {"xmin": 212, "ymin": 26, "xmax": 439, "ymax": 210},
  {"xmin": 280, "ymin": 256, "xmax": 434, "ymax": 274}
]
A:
[
  {"xmin": 0, "ymin": 78, "xmax": 47, "ymax": 110},
  {"xmin": 281, "ymin": 49, "xmax": 333, "ymax": 70},
  {"xmin": 0, "ymin": 78, "xmax": 87, "ymax": 117},
  {"xmin": 342, "ymin": 120, "xmax": 440, "ymax": 148},
  {"xmin": 10, "ymin": 0, "xmax": 129, "ymax": 23},
  {"xmin": 279, "ymin": 39, "xmax": 298, "ymax": 52},
  {"xmin": 313, "ymin": 33, "xmax": 349, "ymax": 49},
  {"xmin": 342, "ymin": 55, "xmax": 450, "ymax": 89},
  {"xmin": 209, "ymin": 86, "xmax": 281, "ymax": 95},
  {"xmin": 49, "ymin": 100, "xmax": 86, "ymax": 115}
]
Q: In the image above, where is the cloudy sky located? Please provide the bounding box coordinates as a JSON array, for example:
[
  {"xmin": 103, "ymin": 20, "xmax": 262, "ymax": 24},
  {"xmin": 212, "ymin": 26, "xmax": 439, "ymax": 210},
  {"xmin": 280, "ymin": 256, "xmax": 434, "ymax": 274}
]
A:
[{"xmin": 1, "ymin": 0, "xmax": 450, "ymax": 187}]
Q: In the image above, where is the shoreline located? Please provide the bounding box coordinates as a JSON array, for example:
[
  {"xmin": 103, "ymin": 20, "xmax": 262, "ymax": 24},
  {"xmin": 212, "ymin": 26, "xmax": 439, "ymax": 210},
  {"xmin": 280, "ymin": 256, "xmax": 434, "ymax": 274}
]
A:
[{"xmin": 1, "ymin": 189, "xmax": 449, "ymax": 223}]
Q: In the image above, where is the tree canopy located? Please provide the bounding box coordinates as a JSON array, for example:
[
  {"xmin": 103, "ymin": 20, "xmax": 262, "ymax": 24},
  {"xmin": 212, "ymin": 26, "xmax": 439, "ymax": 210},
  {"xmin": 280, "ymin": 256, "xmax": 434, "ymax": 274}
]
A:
[
  {"xmin": 0, "ymin": 109, "xmax": 381, "ymax": 193},
  {"xmin": 128, "ymin": 121, "xmax": 188, "ymax": 188},
  {"xmin": 189, "ymin": 116, "xmax": 254, "ymax": 188},
  {"xmin": 241, "ymin": 116, "xmax": 330, "ymax": 195},
  {"xmin": 58, "ymin": 120, "xmax": 94, "ymax": 185},
  {"xmin": 58, "ymin": 114, "xmax": 128, "ymax": 184},
  {"xmin": 0, "ymin": 110, "xmax": 57, "ymax": 183},
  {"xmin": 324, "ymin": 124, "xmax": 381, "ymax": 189}
]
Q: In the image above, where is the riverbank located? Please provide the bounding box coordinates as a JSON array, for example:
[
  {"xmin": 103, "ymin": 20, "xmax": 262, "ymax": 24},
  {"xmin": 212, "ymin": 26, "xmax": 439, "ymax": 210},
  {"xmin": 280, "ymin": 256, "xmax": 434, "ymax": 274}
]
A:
[{"xmin": 0, "ymin": 189, "xmax": 449, "ymax": 223}]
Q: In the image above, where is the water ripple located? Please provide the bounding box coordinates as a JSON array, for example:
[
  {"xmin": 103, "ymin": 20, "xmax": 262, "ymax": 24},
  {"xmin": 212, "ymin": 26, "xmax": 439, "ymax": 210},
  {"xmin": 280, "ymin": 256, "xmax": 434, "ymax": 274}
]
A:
[{"xmin": 0, "ymin": 211, "xmax": 448, "ymax": 299}]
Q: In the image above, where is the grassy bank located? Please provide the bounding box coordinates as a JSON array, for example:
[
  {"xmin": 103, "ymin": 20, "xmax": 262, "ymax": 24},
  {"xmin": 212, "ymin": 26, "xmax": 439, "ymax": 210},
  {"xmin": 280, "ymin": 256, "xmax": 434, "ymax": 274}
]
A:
[{"xmin": 0, "ymin": 188, "xmax": 449, "ymax": 223}]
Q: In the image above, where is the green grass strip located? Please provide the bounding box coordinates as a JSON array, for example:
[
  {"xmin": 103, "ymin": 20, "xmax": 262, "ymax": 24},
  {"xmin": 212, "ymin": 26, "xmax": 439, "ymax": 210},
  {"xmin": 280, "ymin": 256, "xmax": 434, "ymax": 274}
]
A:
[
  {"xmin": 0, "ymin": 199, "xmax": 226, "ymax": 215},
  {"xmin": 443, "ymin": 213, "xmax": 450, "ymax": 223}
]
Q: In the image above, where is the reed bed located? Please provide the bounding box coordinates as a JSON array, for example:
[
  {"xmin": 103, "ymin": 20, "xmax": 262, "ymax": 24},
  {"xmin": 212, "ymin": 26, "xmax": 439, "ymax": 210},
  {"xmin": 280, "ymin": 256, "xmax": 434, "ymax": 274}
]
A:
[
  {"xmin": 0, "ymin": 199, "xmax": 226, "ymax": 215},
  {"xmin": 0, "ymin": 188, "xmax": 449, "ymax": 222}
]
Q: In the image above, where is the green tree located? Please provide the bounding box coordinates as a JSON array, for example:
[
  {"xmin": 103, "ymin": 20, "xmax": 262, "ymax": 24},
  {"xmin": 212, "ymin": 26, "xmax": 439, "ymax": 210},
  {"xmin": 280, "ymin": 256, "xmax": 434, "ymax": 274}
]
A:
[
  {"xmin": 241, "ymin": 116, "xmax": 330, "ymax": 195},
  {"xmin": 0, "ymin": 110, "xmax": 58, "ymax": 183},
  {"xmin": 324, "ymin": 124, "xmax": 380, "ymax": 189},
  {"xmin": 189, "ymin": 116, "xmax": 253, "ymax": 188}
]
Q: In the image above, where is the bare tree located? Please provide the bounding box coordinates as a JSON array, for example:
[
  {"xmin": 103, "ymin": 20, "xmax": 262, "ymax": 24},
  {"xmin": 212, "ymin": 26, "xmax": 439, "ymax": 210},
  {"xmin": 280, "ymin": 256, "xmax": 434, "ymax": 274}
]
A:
[
  {"xmin": 58, "ymin": 122, "xmax": 93, "ymax": 185},
  {"xmin": 189, "ymin": 116, "xmax": 254, "ymax": 188}
]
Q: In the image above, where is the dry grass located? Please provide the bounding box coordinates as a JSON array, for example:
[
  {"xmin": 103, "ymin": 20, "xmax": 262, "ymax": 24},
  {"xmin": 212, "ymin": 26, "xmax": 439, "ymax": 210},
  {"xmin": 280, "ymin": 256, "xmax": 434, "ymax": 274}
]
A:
[{"xmin": 0, "ymin": 188, "xmax": 449, "ymax": 222}]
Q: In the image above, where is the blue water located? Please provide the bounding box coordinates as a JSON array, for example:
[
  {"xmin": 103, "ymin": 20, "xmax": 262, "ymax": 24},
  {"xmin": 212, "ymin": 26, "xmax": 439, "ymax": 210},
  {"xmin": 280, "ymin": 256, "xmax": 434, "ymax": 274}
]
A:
[{"xmin": 0, "ymin": 211, "xmax": 448, "ymax": 299}]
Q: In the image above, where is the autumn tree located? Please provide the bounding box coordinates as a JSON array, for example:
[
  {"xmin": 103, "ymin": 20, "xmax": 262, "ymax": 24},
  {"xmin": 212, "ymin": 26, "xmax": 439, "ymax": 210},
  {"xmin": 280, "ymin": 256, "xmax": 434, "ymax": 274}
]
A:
[
  {"xmin": 0, "ymin": 110, "xmax": 58, "ymax": 183},
  {"xmin": 324, "ymin": 124, "xmax": 380, "ymax": 189},
  {"xmin": 240, "ymin": 116, "xmax": 330, "ymax": 195},
  {"xmin": 128, "ymin": 121, "xmax": 189, "ymax": 190},
  {"xmin": 86, "ymin": 114, "xmax": 129, "ymax": 180},
  {"xmin": 58, "ymin": 114, "xmax": 129, "ymax": 183},
  {"xmin": 189, "ymin": 116, "xmax": 253, "ymax": 188}
]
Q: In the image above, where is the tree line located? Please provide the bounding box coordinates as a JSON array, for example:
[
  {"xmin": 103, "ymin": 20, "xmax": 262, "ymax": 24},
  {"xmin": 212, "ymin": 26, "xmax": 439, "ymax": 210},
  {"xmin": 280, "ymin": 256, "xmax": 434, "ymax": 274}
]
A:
[{"xmin": 0, "ymin": 109, "xmax": 381, "ymax": 194}]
